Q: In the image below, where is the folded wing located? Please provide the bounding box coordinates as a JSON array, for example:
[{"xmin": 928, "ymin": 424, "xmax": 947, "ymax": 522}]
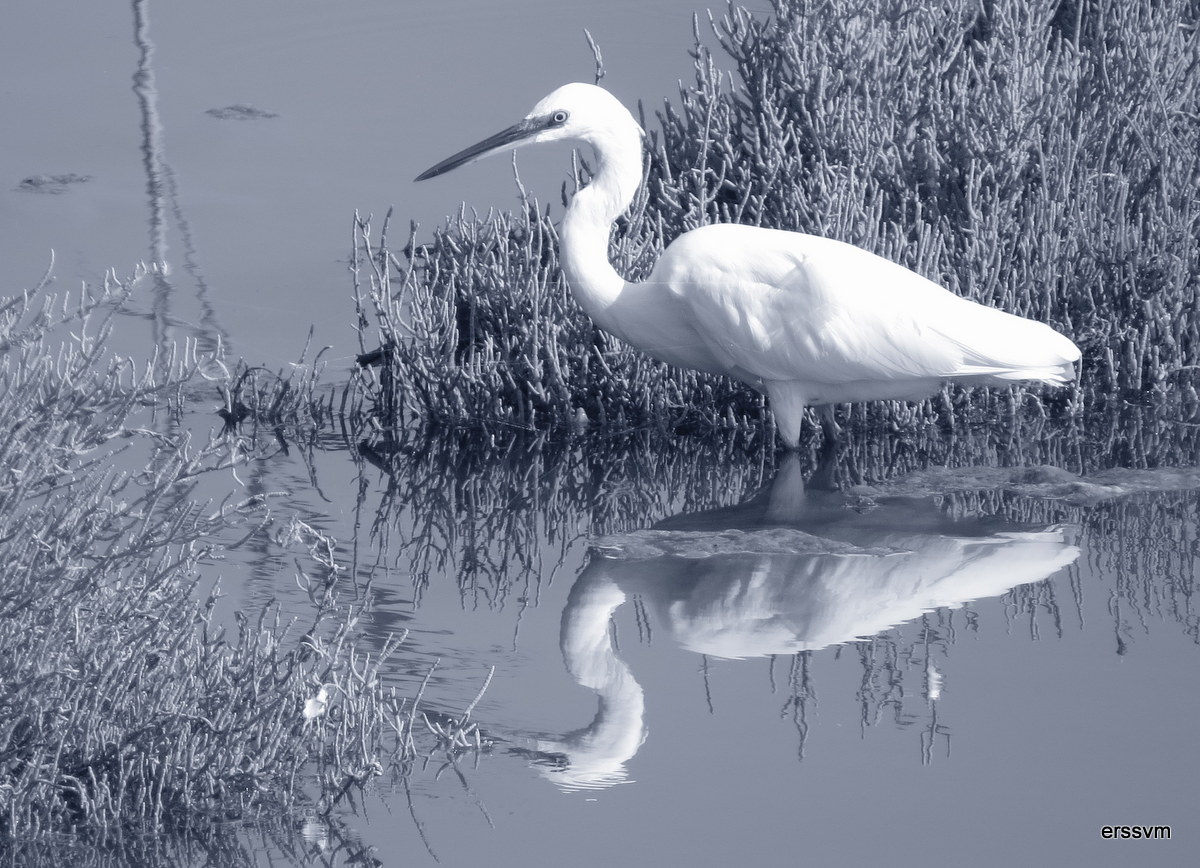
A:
[{"xmin": 653, "ymin": 224, "xmax": 1079, "ymax": 391}]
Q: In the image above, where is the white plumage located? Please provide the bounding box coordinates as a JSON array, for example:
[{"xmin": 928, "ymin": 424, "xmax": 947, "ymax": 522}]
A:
[{"xmin": 417, "ymin": 83, "xmax": 1081, "ymax": 447}]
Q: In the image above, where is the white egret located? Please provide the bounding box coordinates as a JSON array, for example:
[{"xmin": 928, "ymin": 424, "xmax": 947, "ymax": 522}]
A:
[{"xmin": 416, "ymin": 83, "xmax": 1081, "ymax": 447}]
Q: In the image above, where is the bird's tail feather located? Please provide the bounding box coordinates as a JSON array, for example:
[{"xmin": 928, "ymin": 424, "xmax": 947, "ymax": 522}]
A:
[{"xmin": 934, "ymin": 304, "xmax": 1081, "ymax": 385}]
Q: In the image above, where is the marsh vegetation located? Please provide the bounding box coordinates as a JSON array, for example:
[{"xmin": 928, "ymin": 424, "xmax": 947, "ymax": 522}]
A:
[
  {"xmin": 0, "ymin": 272, "xmax": 485, "ymax": 847},
  {"xmin": 358, "ymin": 0, "xmax": 1200, "ymax": 442}
]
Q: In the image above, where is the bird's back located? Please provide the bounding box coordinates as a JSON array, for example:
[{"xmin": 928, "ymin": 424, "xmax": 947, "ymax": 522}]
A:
[{"xmin": 640, "ymin": 223, "xmax": 1079, "ymax": 402}]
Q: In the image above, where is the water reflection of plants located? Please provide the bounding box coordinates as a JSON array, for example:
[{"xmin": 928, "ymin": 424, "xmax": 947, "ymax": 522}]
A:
[
  {"xmin": 350, "ymin": 413, "xmax": 1170, "ymax": 605},
  {"xmin": 831, "ymin": 490, "xmax": 1200, "ymax": 758},
  {"xmin": 1074, "ymin": 492, "xmax": 1200, "ymax": 653},
  {"xmin": 5, "ymin": 811, "xmax": 383, "ymax": 868},
  {"xmin": 354, "ymin": 429, "xmax": 776, "ymax": 605},
  {"xmin": 355, "ymin": 422, "xmax": 1200, "ymax": 783}
]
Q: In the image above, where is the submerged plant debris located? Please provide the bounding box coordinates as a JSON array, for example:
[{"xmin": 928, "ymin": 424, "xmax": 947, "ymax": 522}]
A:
[
  {"xmin": 849, "ymin": 463, "xmax": 1200, "ymax": 506},
  {"xmin": 16, "ymin": 173, "xmax": 93, "ymax": 194},
  {"xmin": 204, "ymin": 104, "xmax": 279, "ymax": 120}
]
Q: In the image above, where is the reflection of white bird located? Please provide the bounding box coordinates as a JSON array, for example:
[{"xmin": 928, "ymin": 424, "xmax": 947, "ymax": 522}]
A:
[
  {"xmin": 596, "ymin": 525, "xmax": 1079, "ymax": 659},
  {"xmin": 505, "ymin": 467, "xmax": 1078, "ymax": 789},
  {"xmin": 416, "ymin": 83, "xmax": 1081, "ymax": 446},
  {"xmin": 520, "ymin": 579, "xmax": 646, "ymax": 792},
  {"xmin": 603, "ymin": 460, "xmax": 1080, "ymax": 659}
]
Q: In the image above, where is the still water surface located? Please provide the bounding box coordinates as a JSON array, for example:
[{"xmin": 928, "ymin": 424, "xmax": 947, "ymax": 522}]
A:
[
  {"xmin": 3, "ymin": 2, "xmax": 1198, "ymax": 866},
  {"xmin": 2, "ymin": 0, "xmax": 705, "ymax": 366},
  {"xmin": 189, "ymin": 428, "xmax": 1198, "ymax": 868}
]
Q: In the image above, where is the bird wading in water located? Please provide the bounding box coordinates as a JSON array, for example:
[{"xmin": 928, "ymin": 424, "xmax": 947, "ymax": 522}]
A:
[{"xmin": 416, "ymin": 83, "xmax": 1081, "ymax": 448}]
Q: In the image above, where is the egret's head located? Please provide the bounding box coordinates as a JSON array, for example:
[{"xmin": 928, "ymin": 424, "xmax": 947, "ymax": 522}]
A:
[{"xmin": 415, "ymin": 83, "xmax": 642, "ymax": 182}]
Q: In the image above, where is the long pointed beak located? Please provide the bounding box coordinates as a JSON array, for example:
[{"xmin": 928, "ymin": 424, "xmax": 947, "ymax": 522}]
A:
[{"xmin": 415, "ymin": 115, "xmax": 551, "ymax": 181}]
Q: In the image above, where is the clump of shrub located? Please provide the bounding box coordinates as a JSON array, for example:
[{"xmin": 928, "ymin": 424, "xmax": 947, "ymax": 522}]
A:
[
  {"xmin": 359, "ymin": 0, "xmax": 1200, "ymax": 438},
  {"xmin": 355, "ymin": 208, "xmax": 765, "ymax": 439},
  {"xmin": 0, "ymin": 269, "xmax": 443, "ymax": 839}
]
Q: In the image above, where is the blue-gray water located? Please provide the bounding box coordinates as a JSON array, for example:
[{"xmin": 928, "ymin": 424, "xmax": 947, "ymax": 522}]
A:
[
  {"xmin": 2, "ymin": 2, "xmax": 1197, "ymax": 866},
  {"xmin": 163, "ymin": 431, "xmax": 1199, "ymax": 868},
  {"xmin": 1, "ymin": 0, "xmax": 702, "ymax": 367}
]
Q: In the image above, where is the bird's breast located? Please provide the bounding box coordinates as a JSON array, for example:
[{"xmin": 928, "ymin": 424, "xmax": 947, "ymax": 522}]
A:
[{"xmin": 601, "ymin": 281, "xmax": 734, "ymax": 377}]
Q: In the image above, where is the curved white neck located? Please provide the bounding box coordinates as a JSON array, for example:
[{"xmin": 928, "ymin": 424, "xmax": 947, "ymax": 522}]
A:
[{"xmin": 559, "ymin": 126, "xmax": 644, "ymax": 328}]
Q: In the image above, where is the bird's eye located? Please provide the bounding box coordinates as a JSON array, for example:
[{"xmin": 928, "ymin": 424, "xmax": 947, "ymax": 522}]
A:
[{"xmin": 551, "ymin": 110, "xmax": 569, "ymax": 125}]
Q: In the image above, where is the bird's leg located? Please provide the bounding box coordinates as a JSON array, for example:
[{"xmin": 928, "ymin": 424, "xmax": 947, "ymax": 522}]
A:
[
  {"xmin": 765, "ymin": 452, "xmax": 808, "ymax": 523},
  {"xmin": 765, "ymin": 382, "xmax": 807, "ymax": 449},
  {"xmin": 816, "ymin": 404, "xmax": 842, "ymax": 446},
  {"xmin": 806, "ymin": 405, "xmax": 844, "ymax": 491},
  {"xmin": 807, "ymin": 434, "xmax": 842, "ymax": 491}
]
